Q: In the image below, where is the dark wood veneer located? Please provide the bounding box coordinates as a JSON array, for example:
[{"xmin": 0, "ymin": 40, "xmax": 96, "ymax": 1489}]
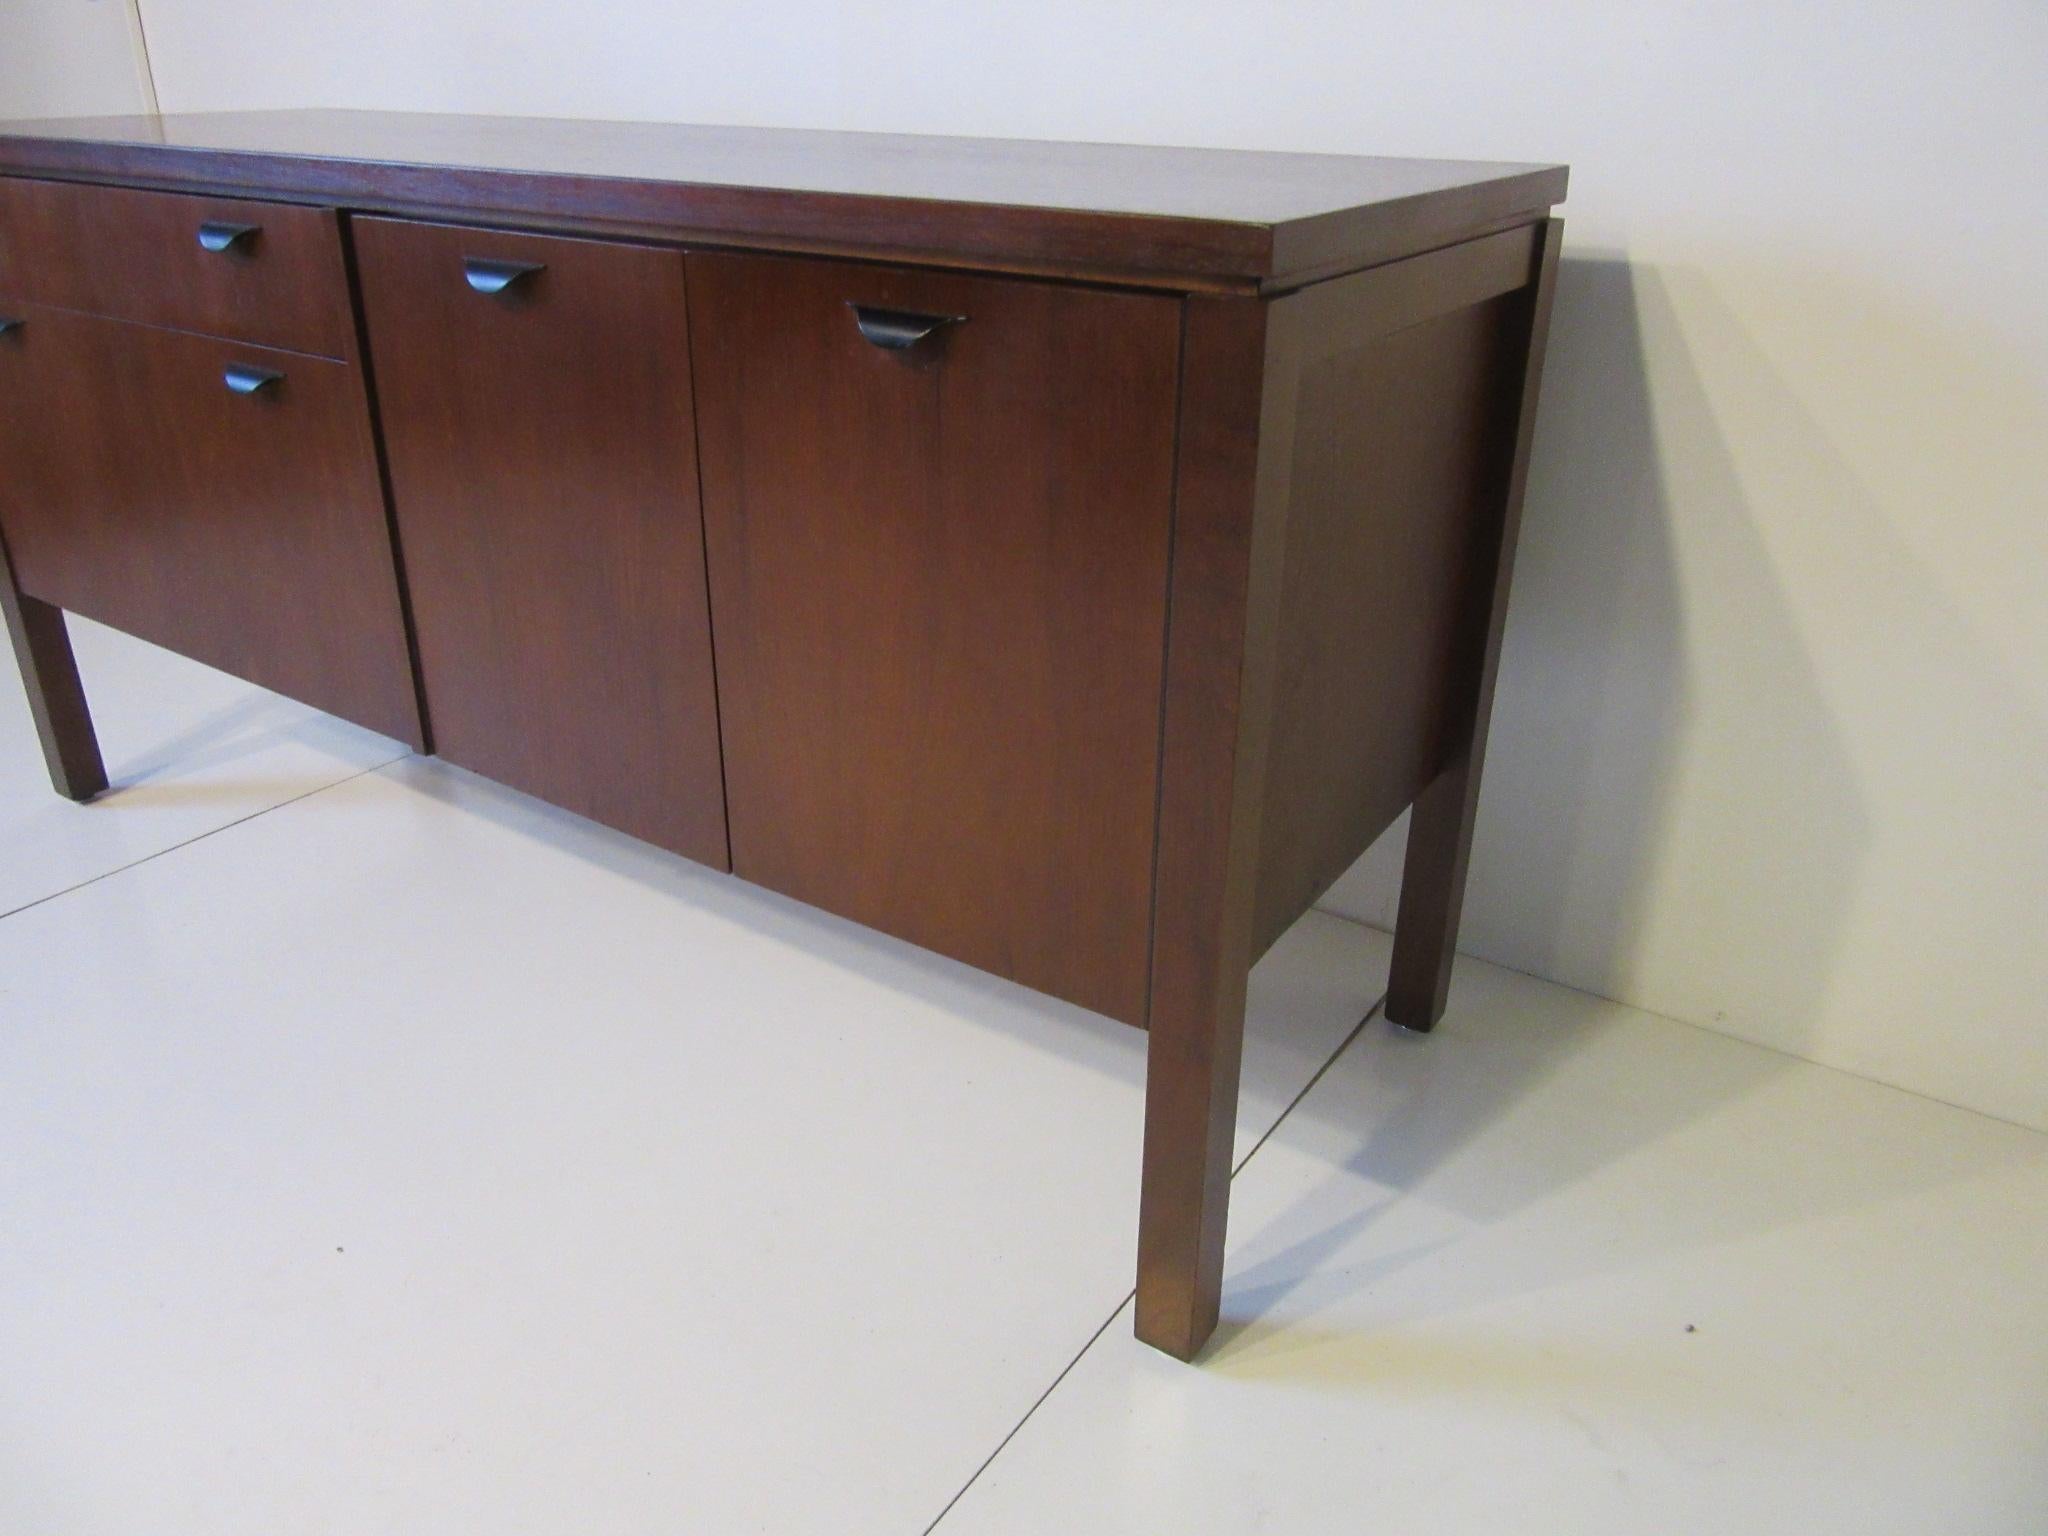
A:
[
  {"xmin": 690, "ymin": 250, "xmax": 1180, "ymax": 1023},
  {"xmin": 1387, "ymin": 220, "xmax": 1565, "ymax": 1030},
  {"xmin": 1138, "ymin": 222, "xmax": 1560, "ymax": 1355},
  {"xmin": 0, "ymin": 111, "xmax": 1566, "ymax": 291},
  {"xmin": 0, "ymin": 527, "xmax": 105, "ymax": 802},
  {"xmin": 353, "ymin": 217, "xmax": 728, "ymax": 866},
  {"xmin": 0, "ymin": 175, "xmax": 356, "ymax": 358},
  {"xmin": 1138, "ymin": 290, "xmax": 1289, "ymax": 1356},
  {"xmin": 0, "ymin": 304, "xmax": 421, "ymax": 745},
  {"xmin": 0, "ymin": 113, "xmax": 1566, "ymax": 1364},
  {"xmin": 1251, "ymin": 225, "xmax": 1538, "ymax": 955}
]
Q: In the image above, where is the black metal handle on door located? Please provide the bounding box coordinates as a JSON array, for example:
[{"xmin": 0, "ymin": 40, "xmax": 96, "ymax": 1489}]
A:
[
  {"xmin": 223, "ymin": 363, "xmax": 283, "ymax": 396},
  {"xmin": 463, "ymin": 257, "xmax": 547, "ymax": 296},
  {"xmin": 197, "ymin": 221, "xmax": 260, "ymax": 254},
  {"xmin": 848, "ymin": 303, "xmax": 966, "ymax": 350},
  {"xmin": 0, "ymin": 316, "xmax": 22, "ymax": 337}
]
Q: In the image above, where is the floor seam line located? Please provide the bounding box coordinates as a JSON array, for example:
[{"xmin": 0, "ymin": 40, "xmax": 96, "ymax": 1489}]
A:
[
  {"xmin": 1233, "ymin": 988, "xmax": 1390, "ymax": 1180},
  {"xmin": 919, "ymin": 1291, "xmax": 1135, "ymax": 1536},
  {"xmin": 921, "ymin": 987, "xmax": 1390, "ymax": 1534},
  {"xmin": 0, "ymin": 756, "xmax": 407, "ymax": 923}
]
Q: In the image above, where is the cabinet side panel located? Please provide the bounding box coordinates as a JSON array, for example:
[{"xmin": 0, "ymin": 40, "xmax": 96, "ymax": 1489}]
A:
[{"xmin": 1250, "ymin": 245, "xmax": 1532, "ymax": 954}]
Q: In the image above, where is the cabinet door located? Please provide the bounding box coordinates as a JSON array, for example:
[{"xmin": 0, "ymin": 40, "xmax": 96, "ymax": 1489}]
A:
[
  {"xmin": 689, "ymin": 253, "xmax": 1181, "ymax": 1023},
  {"xmin": 0, "ymin": 305, "xmax": 422, "ymax": 743},
  {"xmin": 354, "ymin": 218, "xmax": 727, "ymax": 866}
]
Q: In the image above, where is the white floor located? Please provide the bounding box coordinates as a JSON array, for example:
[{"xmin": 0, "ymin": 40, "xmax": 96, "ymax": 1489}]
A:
[{"xmin": 4, "ymin": 625, "xmax": 2045, "ymax": 1535}]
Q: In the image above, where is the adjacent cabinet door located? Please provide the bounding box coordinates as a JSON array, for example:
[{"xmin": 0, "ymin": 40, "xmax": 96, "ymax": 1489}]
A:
[
  {"xmin": 355, "ymin": 218, "xmax": 728, "ymax": 865},
  {"xmin": 0, "ymin": 304, "xmax": 421, "ymax": 744},
  {"xmin": 688, "ymin": 253, "xmax": 1182, "ymax": 1023}
]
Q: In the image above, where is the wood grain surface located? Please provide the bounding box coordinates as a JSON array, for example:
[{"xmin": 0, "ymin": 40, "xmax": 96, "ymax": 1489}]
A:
[
  {"xmin": 353, "ymin": 216, "xmax": 728, "ymax": 865},
  {"xmin": 0, "ymin": 111, "xmax": 1566, "ymax": 289},
  {"xmin": 0, "ymin": 304, "xmax": 422, "ymax": 744},
  {"xmin": 689, "ymin": 249, "xmax": 1181, "ymax": 1021}
]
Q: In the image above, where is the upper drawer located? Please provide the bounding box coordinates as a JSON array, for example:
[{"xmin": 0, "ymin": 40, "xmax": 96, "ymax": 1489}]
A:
[{"xmin": 0, "ymin": 177, "xmax": 354, "ymax": 359}]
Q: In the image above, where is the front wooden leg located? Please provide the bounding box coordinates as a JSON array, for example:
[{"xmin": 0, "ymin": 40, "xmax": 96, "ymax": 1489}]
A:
[
  {"xmin": 1137, "ymin": 977, "xmax": 1250, "ymax": 1359},
  {"xmin": 1, "ymin": 550, "xmax": 108, "ymax": 801},
  {"xmin": 1136, "ymin": 293, "xmax": 1292, "ymax": 1359},
  {"xmin": 1387, "ymin": 218, "xmax": 1564, "ymax": 1033}
]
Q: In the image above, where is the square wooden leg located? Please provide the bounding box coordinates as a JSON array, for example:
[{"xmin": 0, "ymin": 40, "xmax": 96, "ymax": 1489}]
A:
[
  {"xmin": 1388, "ymin": 218, "xmax": 1564, "ymax": 1033},
  {"xmin": 1386, "ymin": 753, "xmax": 1481, "ymax": 1031},
  {"xmin": 1133, "ymin": 294, "xmax": 1285, "ymax": 1361},
  {"xmin": 1136, "ymin": 983, "xmax": 1248, "ymax": 1359},
  {"xmin": 1, "ymin": 571, "xmax": 108, "ymax": 802}
]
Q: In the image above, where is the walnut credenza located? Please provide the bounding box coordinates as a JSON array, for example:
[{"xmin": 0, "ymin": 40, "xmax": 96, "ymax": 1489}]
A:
[{"xmin": 0, "ymin": 111, "xmax": 1565, "ymax": 1360}]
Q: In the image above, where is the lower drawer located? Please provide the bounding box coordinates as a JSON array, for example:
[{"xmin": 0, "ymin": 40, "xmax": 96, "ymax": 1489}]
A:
[{"xmin": 0, "ymin": 304, "xmax": 421, "ymax": 744}]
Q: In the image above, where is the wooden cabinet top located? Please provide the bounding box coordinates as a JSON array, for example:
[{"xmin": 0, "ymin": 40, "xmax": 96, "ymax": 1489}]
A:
[{"xmin": 0, "ymin": 110, "xmax": 1566, "ymax": 291}]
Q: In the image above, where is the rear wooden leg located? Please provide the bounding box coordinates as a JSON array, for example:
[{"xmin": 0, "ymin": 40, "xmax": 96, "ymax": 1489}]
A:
[
  {"xmin": 1386, "ymin": 752, "xmax": 1480, "ymax": 1031},
  {"xmin": 1387, "ymin": 216, "xmax": 1564, "ymax": 1034},
  {"xmin": 1, "ymin": 583, "xmax": 109, "ymax": 802},
  {"xmin": 1136, "ymin": 981, "xmax": 1248, "ymax": 1360}
]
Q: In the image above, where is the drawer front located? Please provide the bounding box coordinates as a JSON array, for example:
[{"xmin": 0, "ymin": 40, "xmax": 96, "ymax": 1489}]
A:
[
  {"xmin": 689, "ymin": 252, "xmax": 1182, "ymax": 1024},
  {"xmin": 0, "ymin": 176, "xmax": 354, "ymax": 358},
  {"xmin": 0, "ymin": 305, "xmax": 422, "ymax": 743},
  {"xmin": 353, "ymin": 217, "xmax": 728, "ymax": 866}
]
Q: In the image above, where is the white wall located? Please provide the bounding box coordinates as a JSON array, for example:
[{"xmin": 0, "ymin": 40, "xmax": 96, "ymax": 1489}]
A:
[
  {"xmin": 0, "ymin": 0, "xmax": 154, "ymax": 116},
  {"xmin": 16, "ymin": 3, "xmax": 2048, "ymax": 1128}
]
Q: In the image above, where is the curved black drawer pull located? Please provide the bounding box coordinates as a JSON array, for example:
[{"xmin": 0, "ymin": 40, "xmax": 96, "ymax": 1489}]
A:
[
  {"xmin": 463, "ymin": 257, "xmax": 546, "ymax": 296},
  {"xmin": 0, "ymin": 316, "xmax": 22, "ymax": 337},
  {"xmin": 223, "ymin": 362, "xmax": 284, "ymax": 396},
  {"xmin": 849, "ymin": 303, "xmax": 966, "ymax": 350},
  {"xmin": 197, "ymin": 221, "xmax": 260, "ymax": 254}
]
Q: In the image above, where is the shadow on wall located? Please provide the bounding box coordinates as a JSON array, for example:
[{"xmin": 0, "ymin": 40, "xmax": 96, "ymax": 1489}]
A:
[
  {"xmin": 1322, "ymin": 251, "xmax": 1870, "ymax": 1061},
  {"xmin": 1203, "ymin": 256, "xmax": 1889, "ymax": 1361}
]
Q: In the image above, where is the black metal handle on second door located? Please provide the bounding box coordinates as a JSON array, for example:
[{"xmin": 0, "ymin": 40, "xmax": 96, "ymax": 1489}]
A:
[
  {"xmin": 197, "ymin": 221, "xmax": 260, "ymax": 254},
  {"xmin": 463, "ymin": 257, "xmax": 547, "ymax": 296},
  {"xmin": 223, "ymin": 363, "xmax": 283, "ymax": 396},
  {"xmin": 848, "ymin": 303, "xmax": 966, "ymax": 350}
]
